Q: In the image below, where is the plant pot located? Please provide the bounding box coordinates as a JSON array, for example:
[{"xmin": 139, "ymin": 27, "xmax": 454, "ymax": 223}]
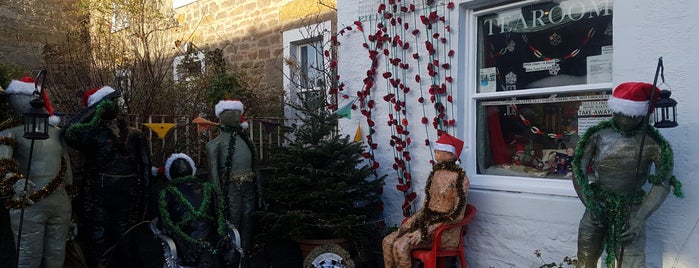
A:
[
  {"xmin": 296, "ymin": 238, "xmax": 351, "ymax": 259},
  {"xmin": 298, "ymin": 239, "xmax": 355, "ymax": 268}
]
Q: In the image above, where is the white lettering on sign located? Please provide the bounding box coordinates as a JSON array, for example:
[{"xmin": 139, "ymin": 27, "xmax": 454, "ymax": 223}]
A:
[{"xmin": 482, "ymin": 0, "xmax": 613, "ymax": 36}]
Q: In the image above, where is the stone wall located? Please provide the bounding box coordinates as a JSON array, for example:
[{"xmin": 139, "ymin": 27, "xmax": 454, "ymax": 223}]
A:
[{"xmin": 0, "ymin": 0, "xmax": 78, "ymax": 71}]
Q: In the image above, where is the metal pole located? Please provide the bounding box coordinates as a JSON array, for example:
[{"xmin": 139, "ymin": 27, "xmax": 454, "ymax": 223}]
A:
[
  {"xmin": 618, "ymin": 57, "xmax": 663, "ymax": 268},
  {"xmin": 15, "ymin": 139, "xmax": 36, "ymax": 267}
]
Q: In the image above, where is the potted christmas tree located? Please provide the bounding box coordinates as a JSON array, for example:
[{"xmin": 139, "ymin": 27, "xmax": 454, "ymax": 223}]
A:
[{"xmin": 253, "ymin": 92, "xmax": 385, "ymax": 266}]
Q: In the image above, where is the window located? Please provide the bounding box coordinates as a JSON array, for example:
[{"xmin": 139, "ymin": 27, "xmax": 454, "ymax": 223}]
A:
[
  {"xmin": 173, "ymin": 44, "xmax": 205, "ymax": 82},
  {"xmin": 466, "ymin": 0, "xmax": 613, "ymax": 195},
  {"xmin": 111, "ymin": 2, "xmax": 130, "ymax": 32},
  {"xmin": 297, "ymin": 41, "xmax": 325, "ymax": 92},
  {"xmin": 283, "ymin": 21, "xmax": 333, "ymax": 119}
]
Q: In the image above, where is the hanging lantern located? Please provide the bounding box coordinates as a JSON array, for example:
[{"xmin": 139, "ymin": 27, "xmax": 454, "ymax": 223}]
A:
[
  {"xmin": 653, "ymin": 89, "xmax": 678, "ymax": 128},
  {"xmin": 23, "ymin": 96, "xmax": 50, "ymax": 140}
]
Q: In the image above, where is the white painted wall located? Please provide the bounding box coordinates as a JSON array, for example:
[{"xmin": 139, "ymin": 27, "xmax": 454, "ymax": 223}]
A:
[{"xmin": 337, "ymin": 0, "xmax": 699, "ymax": 267}]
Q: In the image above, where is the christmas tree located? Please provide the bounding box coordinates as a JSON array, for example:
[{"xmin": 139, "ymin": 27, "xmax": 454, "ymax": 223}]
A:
[{"xmin": 253, "ymin": 92, "xmax": 384, "ymax": 257}]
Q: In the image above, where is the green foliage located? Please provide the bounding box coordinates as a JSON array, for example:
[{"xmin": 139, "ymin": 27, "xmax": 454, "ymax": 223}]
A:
[
  {"xmin": 0, "ymin": 63, "xmax": 22, "ymax": 120},
  {"xmin": 253, "ymin": 92, "xmax": 385, "ymax": 251},
  {"xmin": 0, "ymin": 63, "xmax": 22, "ymax": 89},
  {"xmin": 206, "ymin": 72, "xmax": 246, "ymax": 105}
]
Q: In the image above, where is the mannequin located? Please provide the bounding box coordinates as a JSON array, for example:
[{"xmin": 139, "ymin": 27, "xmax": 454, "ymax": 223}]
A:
[
  {"xmin": 0, "ymin": 77, "xmax": 73, "ymax": 268},
  {"xmin": 382, "ymin": 133, "xmax": 469, "ymax": 268},
  {"xmin": 573, "ymin": 82, "xmax": 682, "ymax": 267},
  {"xmin": 206, "ymin": 99, "xmax": 261, "ymax": 265},
  {"xmin": 157, "ymin": 153, "xmax": 235, "ymax": 267},
  {"xmin": 64, "ymin": 86, "xmax": 151, "ymax": 266}
]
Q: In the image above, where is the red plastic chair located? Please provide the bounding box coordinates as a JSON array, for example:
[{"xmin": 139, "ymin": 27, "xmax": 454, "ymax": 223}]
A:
[{"xmin": 410, "ymin": 204, "xmax": 477, "ymax": 268}]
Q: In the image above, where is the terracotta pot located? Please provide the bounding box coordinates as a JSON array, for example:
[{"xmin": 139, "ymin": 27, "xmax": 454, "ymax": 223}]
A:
[{"xmin": 296, "ymin": 238, "xmax": 350, "ymax": 259}]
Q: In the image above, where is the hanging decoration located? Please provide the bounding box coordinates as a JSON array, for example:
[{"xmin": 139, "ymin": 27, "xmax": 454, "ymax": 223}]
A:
[
  {"xmin": 334, "ymin": 97, "xmax": 358, "ymax": 119},
  {"xmin": 191, "ymin": 116, "xmax": 220, "ymax": 132},
  {"xmin": 143, "ymin": 123, "xmax": 177, "ymax": 139},
  {"xmin": 354, "ymin": 123, "xmax": 363, "ymax": 142},
  {"xmin": 509, "ymin": 104, "xmax": 577, "ymax": 139},
  {"xmin": 338, "ymin": 0, "xmax": 458, "ymax": 219}
]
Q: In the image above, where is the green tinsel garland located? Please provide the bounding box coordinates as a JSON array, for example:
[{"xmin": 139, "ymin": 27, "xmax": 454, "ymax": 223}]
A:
[
  {"xmin": 158, "ymin": 175, "xmax": 227, "ymax": 254},
  {"xmin": 219, "ymin": 125, "xmax": 258, "ymax": 218},
  {"xmin": 65, "ymin": 100, "xmax": 116, "ymax": 141},
  {"xmin": 405, "ymin": 161, "xmax": 467, "ymax": 243},
  {"xmin": 572, "ymin": 119, "xmax": 683, "ymax": 268}
]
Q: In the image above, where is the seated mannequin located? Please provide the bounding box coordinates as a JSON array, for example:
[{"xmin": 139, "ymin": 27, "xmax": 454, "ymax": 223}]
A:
[
  {"xmin": 157, "ymin": 153, "xmax": 236, "ymax": 267},
  {"xmin": 382, "ymin": 133, "xmax": 470, "ymax": 268}
]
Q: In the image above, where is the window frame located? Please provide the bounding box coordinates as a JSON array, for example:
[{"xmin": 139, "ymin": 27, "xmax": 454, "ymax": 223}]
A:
[
  {"xmin": 282, "ymin": 21, "xmax": 333, "ymax": 119},
  {"xmin": 461, "ymin": 0, "xmax": 614, "ymax": 197},
  {"xmin": 111, "ymin": 2, "xmax": 130, "ymax": 32},
  {"xmin": 173, "ymin": 49, "xmax": 206, "ymax": 83}
]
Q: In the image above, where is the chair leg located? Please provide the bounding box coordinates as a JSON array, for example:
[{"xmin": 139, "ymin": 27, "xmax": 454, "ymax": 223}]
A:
[
  {"xmin": 458, "ymin": 254, "xmax": 467, "ymax": 268},
  {"xmin": 436, "ymin": 257, "xmax": 446, "ymax": 268}
]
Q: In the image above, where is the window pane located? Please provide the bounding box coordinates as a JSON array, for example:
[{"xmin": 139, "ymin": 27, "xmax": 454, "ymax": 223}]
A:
[
  {"xmin": 476, "ymin": 91, "xmax": 611, "ymax": 179},
  {"xmin": 299, "ymin": 41, "xmax": 325, "ymax": 90},
  {"xmin": 476, "ymin": 0, "xmax": 613, "ymax": 93},
  {"xmin": 300, "ymin": 45, "xmax": 310, "ymax": 88}
]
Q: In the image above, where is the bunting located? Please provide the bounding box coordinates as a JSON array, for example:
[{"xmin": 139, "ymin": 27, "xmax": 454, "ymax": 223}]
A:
[
  {"xmin": 191, "ymin": 116, "xmax": 220, "ymax": 132},
  {"xmin": 143, "ymin": 123, "xmax": 177, "ymax": 139},
  {"xmin": 353, "ymin": 123, "xmax": 363, "ymax": 142},
  {"xmin": 334, "ymin": 98, "xmax": 357, "ymax": 119}
]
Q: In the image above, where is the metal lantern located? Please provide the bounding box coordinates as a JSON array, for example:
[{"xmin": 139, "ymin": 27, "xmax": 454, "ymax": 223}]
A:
[
  {"xmin": 653, "ymin": 89, "xmax": 678, "ymax": 128},
  {"xmin": 23, "ymin": 96, "xmax": 50, "ymax": 140}
]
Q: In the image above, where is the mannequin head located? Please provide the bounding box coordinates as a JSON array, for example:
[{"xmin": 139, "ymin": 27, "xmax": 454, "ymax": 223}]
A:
[
  {"xmin": 8, "ymin": 93, "xmax": 34, "ymax": 116},
  {"xmin": 165, "ymin": 153, "xmax": 197, "ymax": 180},
  {"xmin": 612, "ymin": 113, "xmax": 644, "ymax": 132},
  {"xmin": 219, "ymin": 109, "xmax": 242, "ymax": 127}
]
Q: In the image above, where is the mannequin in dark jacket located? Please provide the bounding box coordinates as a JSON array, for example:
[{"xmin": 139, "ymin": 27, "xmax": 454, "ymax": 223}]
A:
[{"xmin": 64, "ymin": 86, "xmax": 150, "ymax": 267}]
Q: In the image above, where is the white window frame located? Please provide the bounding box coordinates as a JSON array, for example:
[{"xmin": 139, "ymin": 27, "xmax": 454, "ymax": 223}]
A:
[
  {"xmin": 173, "ymin": 50, "xmax": 206, "ymax": 82},
  {"xmin": 282, "ymin": 21, "xmax": 333, "ymax": 120},
  {"xmin": 111, "ymin": 2, "xmax": 130, "ymax": 32},
  {"xmin": 461, "ymin": 0, "xmax": 613, "ymax": 197},
  {"xmin": 173, "ymin": 0, "xmax": 196, "ymax": 9}
]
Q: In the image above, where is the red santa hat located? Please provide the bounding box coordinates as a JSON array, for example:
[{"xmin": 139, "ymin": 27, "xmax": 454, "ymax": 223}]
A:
[
  {"xmin": 6, "ymin": 76, "xmax": 60, "ymax": 126},
  {"xmin": 83, "ymin": 86, "xmax": 117, "ymax": 107},
  {"xmin": 164, "ymin": 153, "xmax": 196, "ymax": 181},
  {"xmin": 434, "ymin": 132, "xmax": 464, "ymax": 159},
  {"xmin": 607, "ymin": 82, "xmax": 661, "ymax": 117},
  {"xmin": 214, "ymin": 99, "xmax": 248, "ymax": 129}
]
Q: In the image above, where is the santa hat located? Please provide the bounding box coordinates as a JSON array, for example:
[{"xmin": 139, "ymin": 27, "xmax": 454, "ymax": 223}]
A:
[
  {"xmin": 83, "ymin": 86, "xmax": 117, "ymax": 107},
  {"xmin": 214, "ymin": 99, "xmax": 248, "ymax": 129},
  {"xmin": 434, "ymin": 132, "xmax": 464, "ymax": 159},
  {"xmin": 607, "ymin": 82, "xmax": 661, "ymax": 117},
  {"xmin": 6, "ymin": 76, "xmax": 61, "ymax": 126},
  {"xmin": 164, "ymin": 153, "xmax": 197, "ymax": 181}
]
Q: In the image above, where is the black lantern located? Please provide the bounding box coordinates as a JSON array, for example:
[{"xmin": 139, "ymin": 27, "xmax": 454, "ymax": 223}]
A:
[
  {"xmin": 653, "ymin": 89, "xmax": 678, "ymax": 128},
  {"xmin": 23, "ymin": 95, "xmax": 50, "ymax": 140}
]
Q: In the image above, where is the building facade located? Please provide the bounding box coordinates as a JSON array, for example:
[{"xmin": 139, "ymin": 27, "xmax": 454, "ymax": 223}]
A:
[
  {"xmin": 337, "ymin": 0, "xmax": 699, "ymax": 267},
  {"xmin": 171, "ymin": 0, "xmax": 337, "ymax": 116}
]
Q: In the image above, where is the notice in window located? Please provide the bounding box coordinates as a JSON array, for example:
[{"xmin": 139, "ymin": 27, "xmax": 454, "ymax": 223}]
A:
[
  {"xmin": 587, "ymin": 53, "xmax": 612, "ymax": 84},
  {"xmin": 577, "ymin": 100, "xmax": 612, "ymax": 134},
  {"xmin": 479, "ymin": 67, "xmax": 497, "ymax": 93}
]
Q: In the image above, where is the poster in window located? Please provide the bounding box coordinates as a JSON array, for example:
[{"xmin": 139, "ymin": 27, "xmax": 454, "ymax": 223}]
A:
[{"xmin": 480, "ymin": 67, "xmax": 497, "ymax": 93}]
